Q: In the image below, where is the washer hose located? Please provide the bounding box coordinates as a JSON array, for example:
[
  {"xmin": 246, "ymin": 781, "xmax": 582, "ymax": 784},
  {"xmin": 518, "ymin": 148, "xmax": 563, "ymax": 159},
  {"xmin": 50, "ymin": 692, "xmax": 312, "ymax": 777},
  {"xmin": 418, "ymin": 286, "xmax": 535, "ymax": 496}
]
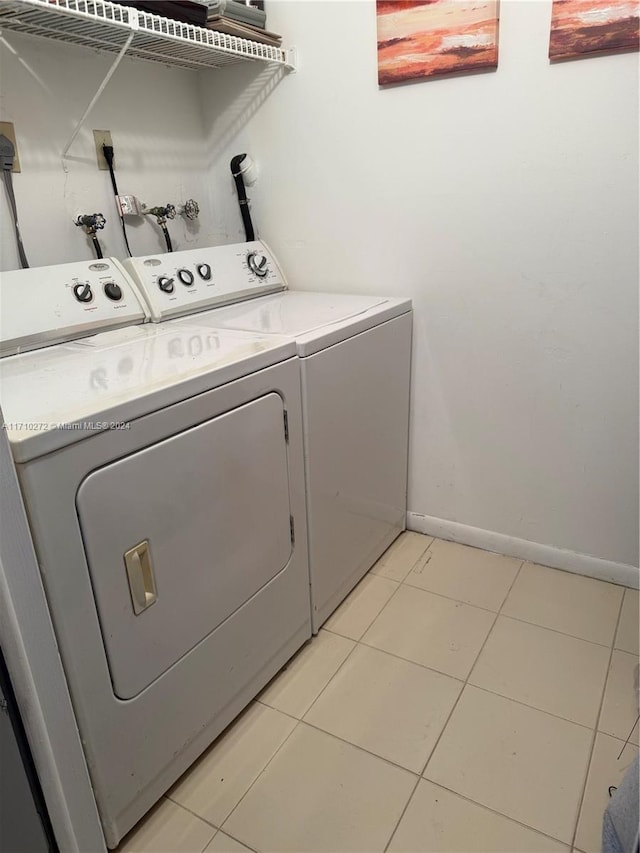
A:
[
  {"xmin": 230, "ymin": 154, "xmax": 255, "ymax": 242},
  {"xmin": 0, "ymin": 134, "xmax": 29, "ymax": 268}
]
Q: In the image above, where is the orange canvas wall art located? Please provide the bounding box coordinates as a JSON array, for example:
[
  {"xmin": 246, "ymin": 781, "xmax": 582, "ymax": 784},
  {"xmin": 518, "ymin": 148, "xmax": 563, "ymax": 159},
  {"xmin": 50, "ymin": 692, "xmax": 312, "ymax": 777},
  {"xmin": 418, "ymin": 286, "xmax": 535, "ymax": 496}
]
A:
[
  {"xmin": 549, "ymin": 0, "xmax": 639, "ymax": 60},
  {"xmin": 376, "ymin": 0, "xmax": 499, "ymax": 86}
]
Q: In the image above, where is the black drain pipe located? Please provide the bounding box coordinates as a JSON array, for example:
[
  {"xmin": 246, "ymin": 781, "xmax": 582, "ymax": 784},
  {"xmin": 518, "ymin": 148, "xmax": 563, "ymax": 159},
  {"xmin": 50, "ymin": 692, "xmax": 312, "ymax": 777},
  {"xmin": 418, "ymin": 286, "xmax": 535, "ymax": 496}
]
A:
[{"xmin": 230, "ymin": 154, "xmax": 255, "ymax": 242}]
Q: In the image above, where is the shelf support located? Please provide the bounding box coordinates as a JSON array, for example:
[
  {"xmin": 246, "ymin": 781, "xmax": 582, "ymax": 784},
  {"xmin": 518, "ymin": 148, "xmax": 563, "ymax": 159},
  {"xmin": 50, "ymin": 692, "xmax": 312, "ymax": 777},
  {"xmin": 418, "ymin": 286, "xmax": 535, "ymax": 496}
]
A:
[{"xmin": 61, "ymin": 31, "xmax": 134, "ymax": 168}]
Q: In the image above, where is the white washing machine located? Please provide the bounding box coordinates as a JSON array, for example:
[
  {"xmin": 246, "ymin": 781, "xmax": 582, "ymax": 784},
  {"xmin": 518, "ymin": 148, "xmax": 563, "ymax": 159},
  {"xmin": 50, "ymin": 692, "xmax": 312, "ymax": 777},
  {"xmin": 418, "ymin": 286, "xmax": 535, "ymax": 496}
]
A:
[
  {"xmin": 122, "ymin": 241, "xmax": 412, "ymax": 630},
  {"xmin": 0, "ymin": 259, "xmax": 311, "ymax": 847}
]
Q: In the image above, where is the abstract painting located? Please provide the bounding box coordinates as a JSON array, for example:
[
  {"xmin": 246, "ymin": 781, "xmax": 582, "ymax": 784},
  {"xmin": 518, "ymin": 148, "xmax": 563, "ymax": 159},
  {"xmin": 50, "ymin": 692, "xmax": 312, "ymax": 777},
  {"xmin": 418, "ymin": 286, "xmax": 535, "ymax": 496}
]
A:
[
  {"xmin": 376, "ymin": 0, "xmax": 499, "ymax": 86},
  {"xmin": 549, "ymin": 0, "xmax": 639, "ymax": 60}
]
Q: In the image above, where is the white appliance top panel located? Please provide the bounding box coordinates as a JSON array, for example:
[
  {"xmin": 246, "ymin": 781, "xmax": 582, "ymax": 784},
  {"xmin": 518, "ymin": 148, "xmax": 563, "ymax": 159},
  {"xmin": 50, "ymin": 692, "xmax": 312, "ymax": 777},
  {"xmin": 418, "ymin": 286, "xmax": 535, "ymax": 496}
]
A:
[
  {"xmin": 1, "ymin": 323, "xmax": 296, "ymax": 462},
  {"xmin": 185, "ymin": 291, "xmax": 413, "ymax": 356},
  {"xmin": 0, "ymin": 259, "xmax": 147, "ymax": 357},
  {"xmin": 121, "ymin": 240, "xmax": 286, "ymax": 322}
]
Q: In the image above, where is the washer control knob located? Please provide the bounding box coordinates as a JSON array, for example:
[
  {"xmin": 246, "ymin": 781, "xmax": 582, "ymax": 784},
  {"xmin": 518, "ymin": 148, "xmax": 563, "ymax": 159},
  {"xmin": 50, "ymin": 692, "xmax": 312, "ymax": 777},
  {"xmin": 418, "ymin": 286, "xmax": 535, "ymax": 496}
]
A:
[
  {"xmin": 73, "ymin": 282, "xmax": 93, "ymax": 303},
  {"xmin": 158, "ymin": 276, "xmax": 175, "ymax": 293},
  {"xmin": 104, "ymin": 281, "xmax": 123, "ymax": 301},
  {"xmin": 196, "ymin": 263, "xmax": 212, "ymax": 281},
  {"xmin": 177, "ymin": 268, "xmax": 194, "ymax": 286},
  {"xmin": 247, "ymin": 251, "xmax": 269, "ymax": 278}
]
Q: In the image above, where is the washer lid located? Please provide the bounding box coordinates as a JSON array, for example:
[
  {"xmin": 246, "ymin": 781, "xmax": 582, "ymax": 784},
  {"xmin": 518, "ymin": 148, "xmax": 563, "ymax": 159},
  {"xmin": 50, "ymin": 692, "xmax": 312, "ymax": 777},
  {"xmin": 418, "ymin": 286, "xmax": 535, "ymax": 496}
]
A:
[
  {"xmin": 189, "ymin": 291, "xmax": 412, "ymax": 356},
  {"xmin": 1, "ymin": 323, "xmax": 296, "ymax": 462}
]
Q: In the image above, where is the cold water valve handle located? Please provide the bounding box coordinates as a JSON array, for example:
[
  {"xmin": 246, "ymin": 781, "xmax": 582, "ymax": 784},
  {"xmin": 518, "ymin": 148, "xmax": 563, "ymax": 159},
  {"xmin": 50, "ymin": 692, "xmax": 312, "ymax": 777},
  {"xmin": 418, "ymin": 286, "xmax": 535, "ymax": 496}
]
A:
[{"xmin": 180, "ymin": 199, "xmax": 200, "ymax": 221}]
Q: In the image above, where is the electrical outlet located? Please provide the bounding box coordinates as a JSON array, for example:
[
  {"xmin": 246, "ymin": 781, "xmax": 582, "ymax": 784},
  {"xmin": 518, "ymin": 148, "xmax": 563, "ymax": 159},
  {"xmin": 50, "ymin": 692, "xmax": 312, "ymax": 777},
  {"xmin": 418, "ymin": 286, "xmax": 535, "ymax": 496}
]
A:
[
  {"xmin": 93, "ymin": 129, "xmax": 113, "ymax": 171},
  {"xmin": 0, "ymin": 122, "xmax": 20, "ymax": 173}
]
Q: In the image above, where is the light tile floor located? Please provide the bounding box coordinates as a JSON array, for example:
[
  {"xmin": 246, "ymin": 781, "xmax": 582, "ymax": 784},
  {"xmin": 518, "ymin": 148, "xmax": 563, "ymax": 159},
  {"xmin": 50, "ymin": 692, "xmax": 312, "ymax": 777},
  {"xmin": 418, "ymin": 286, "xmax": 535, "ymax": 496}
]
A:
[{"xmin": 118, "ymin": 535, "xmax": 639, "ymax": 853}]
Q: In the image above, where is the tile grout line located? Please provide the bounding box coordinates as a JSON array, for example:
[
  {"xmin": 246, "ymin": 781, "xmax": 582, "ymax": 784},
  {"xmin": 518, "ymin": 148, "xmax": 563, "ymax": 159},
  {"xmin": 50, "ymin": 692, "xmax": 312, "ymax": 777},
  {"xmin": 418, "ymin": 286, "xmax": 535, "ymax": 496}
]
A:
[
  {"xmin": 321, "ymin": 549, "xmax": 612, "ymax": 850},
  {"xmin": 457, "ymin": 558, "xmax": 524, "ymax": 688},
  {"xmin": 464, "ymin": 682, "xmax": 601, "ymax": 733},
  {"xmin": 419, "ymin": 562, "xmax": 526, "ymax": 779},
  {"xmin": 255, "ymin": 627, "xmax": 360, "ymax": 722},
  {"xmin": 323, "ymin": 560, "xmax": 609, "ymax": 772},
  {"xmin": 324, "ymin": 555, "xmax": 626, "ymax": 849},
  {"xmin": 485, "ymin": 611, "xmax": 617, "ymax": 649},
  {"xmin": 210, "ymin": 541, "xmax": 430, "ymax": 851},
  {"xmin": 162, "ymin": 794, "xmax": 220, "ymax": 831},
  {"xmin": 330, "ymin": 557, "xmax": 619, "ymax": 651},
  {"xmin": 400, "ymin": 549, "xmax": 628, "ymax": 646},
  {"xmin": 206, "ymin": 710, "xmax": 303, "ymax": 843},
  {"xmin": 421, "ymin": 559, "xmax": 592, "ymax": 845},
  {"xmin": 285, "ymin": 621, "xmax": 604, "ymax": 758},
  {"xmin": 568, "ymin": 591, "xmax": 627, "ymax": 852},
  {"xmin": 424, "ymin": 562, "xmax": 522, "ymax": 774},
  {"xmin": 382, "ymin": 774, "xmax": 422, "ymax": 853},
  {"xmin": 146, "ymin": 797, "xmax": 218, "ymax": 851},
  {"xmin": 383, "ymin": 559, "xmax": 619, "ymax": 646},
  {"xmin": 345, "ymin": 637, "xmax": 467, "ymax": 684},
  {"xmin": 385, "ymin": 561, "xmax": 527, "ymax": 851},
  {"xmin": 485, "ymin": 611, "xmax": 618, "ymax": 650},
  {"xmin": 167, "ymin": 546, "xmax": 625, "ymax": 852},
  {"xmin": 415, "ymin": 779, "xmax": 571, "ymax": 848},
  {"xmin": 296, "ymin": 636, "xmax": 363, "ymax": 719},
  {"xmin": 400, "ymin": 546, "xmax": 522, "ymax": 604},
  {"xmin": 349, "ymin": 630, "xmax": 612, "ymax": 733},
  {"xmin": 297, "ymin": 716, "xmax": 423, "ymax": 776},
  {"xmin": 324, "ymin": 574, "xmax": 402, "ymax": 643},
  {"xmin": 400, "ymin": 578, "xmax": 521, "ymax": 616},
  {"xmin": 213, "ymin": 828, "xmax": 260, "ymax": 853},
  {"xmin": 163, "ymin": 795, "xmax": 260, "ymax": 853},
  {"xmin": 214, "ymin": 633, "xmax": 383, "ymax": 841},
  {"xmin": 372, "ymin": 536, "xmax": 434, "ymax": 583},
  {"xmin": 337, "ymin": 573, "xmax": 406, "ymax": 639},
  {"xmin": 501, "ymin": 558, "xmax": 548, "ymax": 615},
  {"xmin": 400, "ymin": 578, "xmax": 620, "ymax": 649},
  {"xmin": 259, "ymin": 553, "xmax": 618, "ymax": 847},
  {"xmin": 160, "ymin": 798, "xmax": 260, "ymax": 853},
  {"xmin": 327, "ymin": 603, "xmax": 610, "ymax": 733}
]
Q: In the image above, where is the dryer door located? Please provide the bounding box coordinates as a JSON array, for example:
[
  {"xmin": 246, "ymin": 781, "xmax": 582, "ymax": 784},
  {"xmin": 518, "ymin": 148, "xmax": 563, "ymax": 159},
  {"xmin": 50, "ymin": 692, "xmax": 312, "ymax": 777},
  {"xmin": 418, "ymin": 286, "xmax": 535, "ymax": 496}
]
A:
[{"xmin": 76, "ymin": 392, "xmax": 292, "ymax": 699}]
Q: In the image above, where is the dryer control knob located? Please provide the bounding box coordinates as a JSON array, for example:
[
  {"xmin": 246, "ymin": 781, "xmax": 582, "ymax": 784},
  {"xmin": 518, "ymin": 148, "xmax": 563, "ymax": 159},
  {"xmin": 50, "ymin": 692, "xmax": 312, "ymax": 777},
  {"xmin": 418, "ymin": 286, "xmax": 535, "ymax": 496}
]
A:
[
  {"xmin": 104, "ymin": 281, "xmax": 123, "ymax": 301},
  {"xmin": 177, "ymin": 268, "xmax": 194, "ymax": 286},
  {"xmin": 247, "ymin": 251, "xmax": 269, "ymax": 278},
  {"xmin": 197, "ymin": 263, "xmax": 212, "ymax": 281},
  {"xmin": 73, "ymin": 282, "xmax": 93, "ymax": 303},
  {"xmin": 158, "ymin": 276, "xmax": 175, "ymax": 293}
]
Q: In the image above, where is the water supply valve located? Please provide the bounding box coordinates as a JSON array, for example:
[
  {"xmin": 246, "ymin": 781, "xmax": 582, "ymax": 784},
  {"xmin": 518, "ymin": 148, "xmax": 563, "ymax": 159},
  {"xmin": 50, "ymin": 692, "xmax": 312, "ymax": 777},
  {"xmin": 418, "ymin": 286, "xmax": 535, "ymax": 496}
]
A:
[
  {"xmin": 179, "ymin": 198, "xmax": 200, "ymax": 221},
  {"xmin": 143, "ymin": 204, "xmax": 176, "ymax": 226},
  {"xmin": 143, "ymin": 203, "xmax": 177, "ymax": 253},
  {"xmin": 75, "ymin": 213, "xmax": 107, "ymax": 259},
  {"xmin": 75, "ymin": 212, "xmax": 106, "ymax": 236}
]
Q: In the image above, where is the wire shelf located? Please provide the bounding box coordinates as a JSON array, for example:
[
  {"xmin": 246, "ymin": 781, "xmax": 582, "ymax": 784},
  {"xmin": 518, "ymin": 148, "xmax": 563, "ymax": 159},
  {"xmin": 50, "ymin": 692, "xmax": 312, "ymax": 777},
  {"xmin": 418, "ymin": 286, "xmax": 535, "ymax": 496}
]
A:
[{"xmin": 0, "ymin": 0, "xmax": 295, "ymax": 71}]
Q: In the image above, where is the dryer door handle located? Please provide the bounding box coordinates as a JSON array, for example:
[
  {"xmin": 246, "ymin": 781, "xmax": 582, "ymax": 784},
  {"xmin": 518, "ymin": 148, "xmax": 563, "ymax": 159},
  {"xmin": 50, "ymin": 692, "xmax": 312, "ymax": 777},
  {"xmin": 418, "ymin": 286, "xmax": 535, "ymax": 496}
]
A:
[{"xmin": 124, "ymin": 541, "xmax": 157, "ymax": 615}]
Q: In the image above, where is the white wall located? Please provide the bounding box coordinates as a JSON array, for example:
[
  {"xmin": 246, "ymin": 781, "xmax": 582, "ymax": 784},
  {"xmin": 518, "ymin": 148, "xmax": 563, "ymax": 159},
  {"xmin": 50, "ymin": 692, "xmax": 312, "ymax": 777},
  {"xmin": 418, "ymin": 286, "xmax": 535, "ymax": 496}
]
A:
[
  {"xmin": 1, "ymin": 3, "xmax": 637, "ymax": 571},
  {"xmin": 0, "ymin": 32, "xmax": 215, "ymax": 269},
  {"xmin": 200, "ymin": 0, "xmax": 639, "ymax": 570}
]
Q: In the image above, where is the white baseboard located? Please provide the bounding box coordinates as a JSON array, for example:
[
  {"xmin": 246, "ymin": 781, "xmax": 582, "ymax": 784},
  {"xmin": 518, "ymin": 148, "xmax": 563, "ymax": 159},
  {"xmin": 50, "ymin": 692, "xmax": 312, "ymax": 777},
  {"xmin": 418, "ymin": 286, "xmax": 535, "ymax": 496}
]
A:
[{"xmin": 407, "ymin": 512, "xmax": 639, "ymax": 590}]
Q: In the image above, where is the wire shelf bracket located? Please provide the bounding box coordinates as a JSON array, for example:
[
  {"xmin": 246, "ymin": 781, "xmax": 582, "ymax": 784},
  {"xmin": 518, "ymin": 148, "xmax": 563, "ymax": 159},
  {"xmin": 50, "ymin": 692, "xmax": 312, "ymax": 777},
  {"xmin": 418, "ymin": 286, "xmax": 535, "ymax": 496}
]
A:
[{"xmin": 61, "ymin": 30, "xmax": 134, "ymax": 165}]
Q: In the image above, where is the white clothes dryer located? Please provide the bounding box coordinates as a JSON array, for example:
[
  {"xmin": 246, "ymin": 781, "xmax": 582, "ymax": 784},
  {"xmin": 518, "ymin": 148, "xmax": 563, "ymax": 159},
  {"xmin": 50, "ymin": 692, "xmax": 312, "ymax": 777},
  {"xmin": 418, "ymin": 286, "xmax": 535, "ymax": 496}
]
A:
[
  {"xmin": 122, "ymin": 242, "xmax": 412, "ymax": 630},
  {"xmin": 0, "ymin": 260, "xmax": 311, "ymax": 847}
]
